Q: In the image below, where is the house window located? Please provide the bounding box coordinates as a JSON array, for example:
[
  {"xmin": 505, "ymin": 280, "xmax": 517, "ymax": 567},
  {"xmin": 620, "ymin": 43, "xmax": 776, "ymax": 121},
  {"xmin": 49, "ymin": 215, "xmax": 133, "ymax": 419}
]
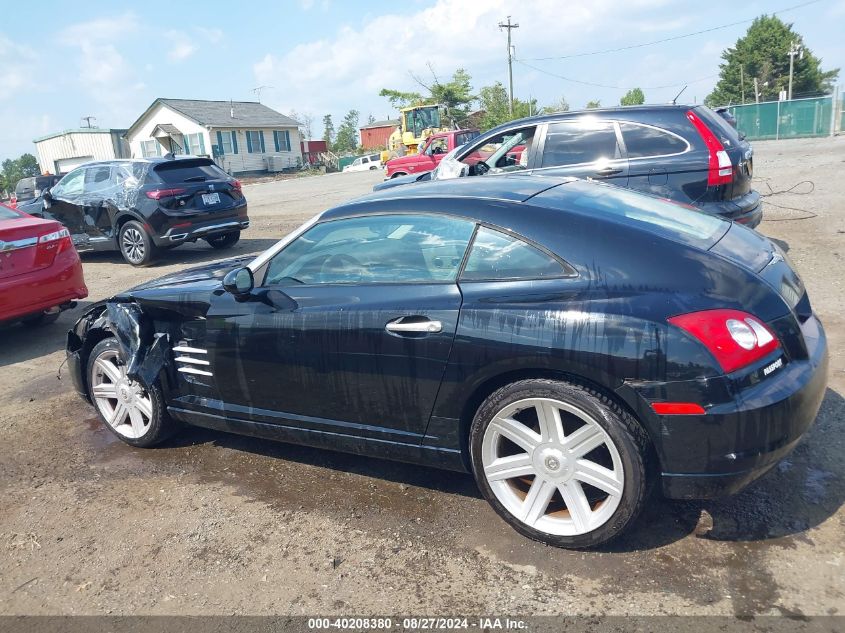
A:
[
  {"xmin": 219, "ymin": 132, "xmax": 233, "ymax": 154},
  {"xmin": 184, "ymin": 133, "xmax": 206, "ymax": 155},
  {"xmin": 141, "ymin": 140, "xmax": 161, "ymax": 157},
  {"xmin": 246, "ymin": 130, "xmax": 265, "ymax": 153},
  {"xmin": 274, "ymin": 130, "xmax": 291, "ymax": 152}
]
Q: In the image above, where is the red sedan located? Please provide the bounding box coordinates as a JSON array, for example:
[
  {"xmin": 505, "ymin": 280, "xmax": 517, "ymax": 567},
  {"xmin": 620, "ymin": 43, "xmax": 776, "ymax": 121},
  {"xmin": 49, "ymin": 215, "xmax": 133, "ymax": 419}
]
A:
[{"xmin": 0, "ymin": 204, "xmax": 88, "ymax": 326}]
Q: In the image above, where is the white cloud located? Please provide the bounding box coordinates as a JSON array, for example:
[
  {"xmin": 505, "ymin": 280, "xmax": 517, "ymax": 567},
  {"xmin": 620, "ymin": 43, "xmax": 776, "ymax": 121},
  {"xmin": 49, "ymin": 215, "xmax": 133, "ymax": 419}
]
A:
[
  {"xmin": 253, "ymin": 0, "xmax": 684, "ymax": 124},
  {"xmin": 196, "ymin": 27, "xmax": 224, "ymax": 44},
  {"xmin": 58, "ymin": 12, "xmax": 147, "ymax": 128},
  {"xmin": 168, "ymin": 42, "xmax": 198, "ymax": 62},
  {"xmin": 0, "ymin": 35, "xmax": 37, "ymax": 96}
]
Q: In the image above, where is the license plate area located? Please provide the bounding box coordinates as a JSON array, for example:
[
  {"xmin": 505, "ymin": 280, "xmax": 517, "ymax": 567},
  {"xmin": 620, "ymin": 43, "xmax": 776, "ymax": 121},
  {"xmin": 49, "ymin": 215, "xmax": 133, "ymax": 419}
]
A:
[{"xmin": 202, "ymin": 193, "xmax": 220, "ymax": 206}]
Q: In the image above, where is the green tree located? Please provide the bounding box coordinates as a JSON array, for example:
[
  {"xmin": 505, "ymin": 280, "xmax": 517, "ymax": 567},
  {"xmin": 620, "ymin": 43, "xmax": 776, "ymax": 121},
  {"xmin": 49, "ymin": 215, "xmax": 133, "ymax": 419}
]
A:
[
  {"xmin": 322, "ymin": 114, "xmax": 335, "ymax": 150},
  {"xmin": 585, "ymin": 99, "xmax": 601, "ymax": 109},
  {"xmin": 1, "ymin": 153, "xmax": 40, "ymax": 193},
  {"xmin": 477, "ymin": 81, "xmax": 537, "ymax": 130},
  {"xmin": 378, "ymin": 88, "xmax": 424, "ymax": 109},
  {"xmin": 542, "ymin": 96, "xmax": 570, "ymax": 114},
  {"xmin": 706, "ymin": 15, "xmax": 839, "ymax": 106},
  {"xmin": 380, "ymin": 68, "xmax": 475, "ymax": 120},
  {"xmin": 620, "ymin": 88, "xmax": 645, "ymax": 106},
  {"xmin": 333, "ymin": 109, "xmax": 360, "ymax": 153}
]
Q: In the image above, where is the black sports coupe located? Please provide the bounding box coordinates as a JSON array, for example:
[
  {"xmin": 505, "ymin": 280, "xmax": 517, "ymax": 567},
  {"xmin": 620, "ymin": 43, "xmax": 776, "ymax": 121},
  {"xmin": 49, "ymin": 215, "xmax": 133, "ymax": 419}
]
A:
[{"xmin": 67, "ymin": 176, "xmax": 827, "ymax": 548}]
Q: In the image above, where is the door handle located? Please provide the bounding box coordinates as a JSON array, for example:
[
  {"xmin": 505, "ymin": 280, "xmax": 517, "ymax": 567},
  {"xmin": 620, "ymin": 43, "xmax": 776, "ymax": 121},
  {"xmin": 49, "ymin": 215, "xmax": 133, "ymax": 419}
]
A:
[
  {"xmin": 385, "ymin": 317, "xmax": 442, "ymax": 334},
  {"xmin": 595, "ymin": 167, "xmax": 622, "ymax": 176}
]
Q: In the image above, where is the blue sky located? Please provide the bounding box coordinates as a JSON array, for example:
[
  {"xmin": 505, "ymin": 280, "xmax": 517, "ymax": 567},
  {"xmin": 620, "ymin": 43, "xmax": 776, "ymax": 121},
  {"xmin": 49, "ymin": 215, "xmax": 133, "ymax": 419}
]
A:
[{"xmin": 1, "ymin": 0, "xmax": 843, "ymax": 162}]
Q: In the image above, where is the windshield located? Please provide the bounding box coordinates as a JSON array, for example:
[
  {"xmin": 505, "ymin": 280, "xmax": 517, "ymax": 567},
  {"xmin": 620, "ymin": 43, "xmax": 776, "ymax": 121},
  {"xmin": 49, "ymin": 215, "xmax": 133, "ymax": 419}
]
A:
[{"xmin": 406, "ymin": 107, "xmax": 441, "ymax": 137}]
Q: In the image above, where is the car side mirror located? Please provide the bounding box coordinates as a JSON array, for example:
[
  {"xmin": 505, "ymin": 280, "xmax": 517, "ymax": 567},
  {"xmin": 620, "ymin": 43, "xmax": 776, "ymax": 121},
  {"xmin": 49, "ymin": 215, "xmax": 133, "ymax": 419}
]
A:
[
  {"xmin": 223, "ymin": 266, "xmax": 254, "ymax": 299},
  {"xmin": 42, "ymin": 189, "xmax": 53, "ymax": 208}
]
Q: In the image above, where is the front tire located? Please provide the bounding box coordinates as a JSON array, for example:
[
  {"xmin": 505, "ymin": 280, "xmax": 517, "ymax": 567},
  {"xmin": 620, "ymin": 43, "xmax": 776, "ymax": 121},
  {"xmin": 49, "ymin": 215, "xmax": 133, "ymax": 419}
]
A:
[
  {"xmin": 205, "ymin": 231, "xmax": 240, "ymax": 250},
  {"xmin": 119, "ymin": 220, "xmax": 157, "ymax": 266},
  {"xmin": 86, "ymin": 338, "xmax": 180, "ymax": 448},
  {"xmin": 469, "ymin": 379, "xmax": 649, "ymax": 549}
]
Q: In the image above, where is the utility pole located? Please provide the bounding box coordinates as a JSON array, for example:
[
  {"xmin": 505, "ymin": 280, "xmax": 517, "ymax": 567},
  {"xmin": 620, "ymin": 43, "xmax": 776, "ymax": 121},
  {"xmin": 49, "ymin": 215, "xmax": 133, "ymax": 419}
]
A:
[
  {"xmin": 498, "ymin": 16, "xmax": 519, "ymax": 116},
  {"xmin": 81, "ymin": 116, "xmax": 97, "ymax": 128},
  {"xmin": 787, "ymin": 40, "xmax": 803, "ymax": 101},
  {"xmin": 740, "ymin": 66, "xmax": 745, "ymax": 104},
  {"xmin": 754, "ymin": 77, "xmax": 760, "ymax": 104}
]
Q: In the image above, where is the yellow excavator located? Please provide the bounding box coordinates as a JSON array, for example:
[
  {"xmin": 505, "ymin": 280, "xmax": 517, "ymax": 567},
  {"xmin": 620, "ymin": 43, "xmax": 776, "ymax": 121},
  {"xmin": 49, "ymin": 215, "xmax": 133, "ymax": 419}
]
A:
[{"xmin": 381, "ymin": 104, "xmax": 451, "ymax": 162}]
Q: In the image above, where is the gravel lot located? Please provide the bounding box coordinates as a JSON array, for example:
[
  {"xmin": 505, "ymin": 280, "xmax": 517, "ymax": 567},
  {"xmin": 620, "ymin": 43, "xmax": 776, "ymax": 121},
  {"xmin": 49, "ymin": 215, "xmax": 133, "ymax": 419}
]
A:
[{"xmin": 1, "ymin": 137, "xmax": 843, "ymax": 617}]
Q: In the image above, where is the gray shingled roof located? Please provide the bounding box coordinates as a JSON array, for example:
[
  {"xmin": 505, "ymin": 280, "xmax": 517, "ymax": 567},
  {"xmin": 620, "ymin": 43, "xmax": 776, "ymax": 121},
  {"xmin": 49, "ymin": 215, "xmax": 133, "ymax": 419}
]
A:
[
  {"xmin": 360, "ymin": 119, "xmax": 400, "ymax": 130},
  {"xmin": 160, "ymin": 99, "xmax": 301, "ymax": 128}
]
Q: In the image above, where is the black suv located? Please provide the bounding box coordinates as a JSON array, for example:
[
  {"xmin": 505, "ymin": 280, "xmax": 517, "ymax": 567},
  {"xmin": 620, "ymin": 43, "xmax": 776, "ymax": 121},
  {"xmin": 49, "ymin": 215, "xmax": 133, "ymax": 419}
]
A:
[
  {"xmin": 375, "ymin": 105, "xmax": 760, "ymax": 227},
  {"xmin": 41, "ymin": 157, "xmax": 249, "ymax": 265}
]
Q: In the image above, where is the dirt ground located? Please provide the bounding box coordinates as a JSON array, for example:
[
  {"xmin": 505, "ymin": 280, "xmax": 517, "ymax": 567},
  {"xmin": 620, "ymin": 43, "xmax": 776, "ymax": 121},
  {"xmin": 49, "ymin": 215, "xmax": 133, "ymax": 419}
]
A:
[{"xmin": 1, "ymin": 138, "xmax": 843, "ymax": 617}]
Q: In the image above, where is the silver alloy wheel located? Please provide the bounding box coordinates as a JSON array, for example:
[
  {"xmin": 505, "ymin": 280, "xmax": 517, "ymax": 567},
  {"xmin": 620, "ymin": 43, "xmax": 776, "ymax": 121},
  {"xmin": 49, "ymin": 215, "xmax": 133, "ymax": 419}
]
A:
[
  {"xmin": 481, "ymin": 397, "xmax": 624, "ymax": 536},
  {"xmin": 121, "ymin": 227, "xmax": 145, "ymax": 264},
  {"xmin": 90, "ymin": 349, "xmax": 153, "ymax": 439}
]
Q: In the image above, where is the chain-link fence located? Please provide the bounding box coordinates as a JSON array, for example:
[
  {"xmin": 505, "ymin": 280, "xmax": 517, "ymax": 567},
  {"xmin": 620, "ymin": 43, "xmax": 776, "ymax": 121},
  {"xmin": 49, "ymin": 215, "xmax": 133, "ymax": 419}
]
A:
[{"xmin": 724, "ymin": 90, "xmax": 843, "ymax": 140}]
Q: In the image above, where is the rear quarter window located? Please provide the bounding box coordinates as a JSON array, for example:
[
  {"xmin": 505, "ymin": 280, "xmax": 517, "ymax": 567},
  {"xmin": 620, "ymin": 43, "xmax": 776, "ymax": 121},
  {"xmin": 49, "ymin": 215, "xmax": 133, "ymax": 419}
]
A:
[
  {"xmin": 542, "ymin": 121, "xmax": 619, "ymax": 167},
  {"xmin": 619, "ymin": 123, "xmax": 688, "ymax": 158}
]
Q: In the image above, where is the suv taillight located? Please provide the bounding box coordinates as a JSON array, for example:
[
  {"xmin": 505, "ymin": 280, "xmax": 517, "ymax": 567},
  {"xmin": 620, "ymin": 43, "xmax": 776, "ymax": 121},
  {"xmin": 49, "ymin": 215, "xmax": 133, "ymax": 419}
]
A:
[
  {"xmin": 668, "ymin": 309, "xmax": 780, "ymax": 374},
  {"xmin": 230, "ymin": 179, "xmax": 242, "ymax": 192},
  {"xmin": 686, "ymin": 110, "xmax": 733, "ymax": 186},
  {"xmin": 146, "ymin": 188, "xmax": 187, "ymax": 200}
]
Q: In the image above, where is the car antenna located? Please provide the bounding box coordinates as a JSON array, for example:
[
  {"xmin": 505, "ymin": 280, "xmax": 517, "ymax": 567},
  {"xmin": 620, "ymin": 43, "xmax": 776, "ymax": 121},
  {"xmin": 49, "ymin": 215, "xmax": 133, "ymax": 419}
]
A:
[{"xmin": 672, "ymin": 85, "xmax": 688, "ymax": 105}]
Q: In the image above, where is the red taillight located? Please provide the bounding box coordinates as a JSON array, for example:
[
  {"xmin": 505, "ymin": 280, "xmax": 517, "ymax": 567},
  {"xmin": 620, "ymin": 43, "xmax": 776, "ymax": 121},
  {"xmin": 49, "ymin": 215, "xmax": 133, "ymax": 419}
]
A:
[
  {"xmin": 668, "ymin": 309, "xmax": 780, "ymax": 374},
  {"xmin": 145, "ymin": 188, "xmax": 187, "ymax": 200},
  {"xmin": 34, "ymin": 227, "xmax": 73, "ymax": 265},
  {"xmin": 651, "ymin": 402, "xmax": 706, "ymax": 415},
  {"xmin": 230, "ymin": 179, "xmax": 242, "ymax": 192},
  {"xmin": 686, "ymin": 110, "xmax": 733, "ymax": 186}
]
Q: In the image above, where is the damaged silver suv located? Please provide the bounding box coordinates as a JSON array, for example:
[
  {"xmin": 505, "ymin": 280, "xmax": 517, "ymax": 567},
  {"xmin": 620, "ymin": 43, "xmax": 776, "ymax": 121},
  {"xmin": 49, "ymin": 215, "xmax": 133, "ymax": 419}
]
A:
[{"xmin": 41, "ymin": 156, "xmax": 249, "ymax": 266}]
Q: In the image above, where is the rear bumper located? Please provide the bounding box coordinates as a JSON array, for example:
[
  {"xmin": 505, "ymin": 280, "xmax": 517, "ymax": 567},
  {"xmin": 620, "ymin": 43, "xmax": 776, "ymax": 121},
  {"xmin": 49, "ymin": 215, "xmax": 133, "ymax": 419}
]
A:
[
  {"xmin": 625, "ymin": 314, "xmax": 828, "ymax": 499},
  {"xmin": 151, "ymin": 202, "xmax": 249, "ymax": 247},
  {"xmin": 0, "ymin": 251, "xmax": 88, "ymax": 323},
  {"xmin": 698, "ymin": 190, "xmax": 762, "ymax": 228}
]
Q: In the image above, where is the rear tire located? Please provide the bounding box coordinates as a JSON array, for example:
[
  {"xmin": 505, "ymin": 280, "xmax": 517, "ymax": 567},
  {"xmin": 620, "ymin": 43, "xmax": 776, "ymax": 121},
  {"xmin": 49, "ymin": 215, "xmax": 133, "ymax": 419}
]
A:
[
  {"xmin": 86, "ymin": 338, "xmax": 180, "ymax": 448},
  {"xmin": 119, "ymin": 220, "xmax": 157, "ymax": 266},
  {"xmin": 205, "ymin": 231, "xmax": 240, "ymax": 250},
  {"xmin": 469, "ymin": 378, "xmax": 650, "ymax": 549}
]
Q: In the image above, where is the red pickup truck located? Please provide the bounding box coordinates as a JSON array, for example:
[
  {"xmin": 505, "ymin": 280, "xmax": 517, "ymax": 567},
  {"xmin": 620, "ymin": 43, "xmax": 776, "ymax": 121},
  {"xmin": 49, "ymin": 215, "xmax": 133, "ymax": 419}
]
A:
[{"xmin": 385, "ymin": 129, "xmax": 480, "ymax": 179}]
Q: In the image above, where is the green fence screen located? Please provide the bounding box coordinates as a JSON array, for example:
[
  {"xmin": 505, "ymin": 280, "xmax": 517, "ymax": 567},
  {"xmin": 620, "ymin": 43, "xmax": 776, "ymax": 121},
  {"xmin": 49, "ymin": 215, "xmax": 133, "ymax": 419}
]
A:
[{"xmin": 727, "ymin": 96, "xmax": 834, "ymax": 140}]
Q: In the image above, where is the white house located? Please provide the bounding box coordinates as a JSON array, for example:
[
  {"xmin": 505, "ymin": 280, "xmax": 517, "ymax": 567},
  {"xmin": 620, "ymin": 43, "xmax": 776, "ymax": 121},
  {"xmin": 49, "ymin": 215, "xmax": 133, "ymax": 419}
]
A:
[
  {"xmin": 125, "ymin": 99, "xmax": 303, "ymax": 175},
  {"xmin": 34, "ymin": 129, "xmax": 130, "ymax": 175}
]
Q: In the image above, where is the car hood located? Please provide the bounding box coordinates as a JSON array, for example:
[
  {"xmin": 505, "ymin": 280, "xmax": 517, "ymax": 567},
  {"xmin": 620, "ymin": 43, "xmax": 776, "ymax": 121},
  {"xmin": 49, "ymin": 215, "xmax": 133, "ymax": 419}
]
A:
[
  {"xmin": 372, "ymin": 172, "xmax": 430, "ymax": 192},
  {"xmin": 126, "ymin": 254, "xmax": 254, "ymax": 293}
]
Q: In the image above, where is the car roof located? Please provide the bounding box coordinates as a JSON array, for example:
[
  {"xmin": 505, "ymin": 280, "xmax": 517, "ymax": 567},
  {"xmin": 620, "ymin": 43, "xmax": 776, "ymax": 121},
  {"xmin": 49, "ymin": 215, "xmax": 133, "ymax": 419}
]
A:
[
  {"xmin": 483, "ymin": 103, "xmax": 698, "ymax": 135},
  {"xmin": 351, "ymin": 174, "xmax": 574, "ymax": 205}
]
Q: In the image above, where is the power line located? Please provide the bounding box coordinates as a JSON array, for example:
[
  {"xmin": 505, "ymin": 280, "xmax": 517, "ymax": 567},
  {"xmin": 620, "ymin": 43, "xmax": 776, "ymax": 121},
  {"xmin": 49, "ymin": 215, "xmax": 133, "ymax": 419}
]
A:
[
  {"xmin": 519, "ymin": 0, "xmax": 822, "ymax": 61},
  {"xmin": 514, "ymin": 58, "xmax": 718, "ymax": 91}
]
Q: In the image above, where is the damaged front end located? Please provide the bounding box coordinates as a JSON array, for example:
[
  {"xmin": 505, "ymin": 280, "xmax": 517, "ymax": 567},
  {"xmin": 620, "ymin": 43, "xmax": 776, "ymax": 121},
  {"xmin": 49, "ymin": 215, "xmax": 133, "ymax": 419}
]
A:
[{"xmin": 66, "ymin": 301, "xmax": 172, "ymax": 402}]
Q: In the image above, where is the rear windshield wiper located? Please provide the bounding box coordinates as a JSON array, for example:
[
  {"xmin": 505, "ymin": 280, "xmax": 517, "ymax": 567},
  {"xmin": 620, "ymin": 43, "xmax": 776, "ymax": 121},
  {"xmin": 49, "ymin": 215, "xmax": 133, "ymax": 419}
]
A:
[{"xmin": 183, "ymin": 176, "xmax": 207, "ymax": 182}]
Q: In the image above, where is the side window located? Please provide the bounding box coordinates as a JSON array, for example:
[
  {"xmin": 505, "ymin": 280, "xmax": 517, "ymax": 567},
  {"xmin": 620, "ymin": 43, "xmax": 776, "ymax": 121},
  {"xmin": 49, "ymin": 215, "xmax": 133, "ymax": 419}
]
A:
[
  {"xmin": 52, "ymin": 168, "xmax": 85, "ymax": 198},
  {"xmin": 84, "ymin": 166, "xmax": 113, "ymax": 193},
  {"xmin": 619, "ymin": 123, "xmax": 688, "ymax": 158},
  {"xmin": 541, "ymin": 121, "xmax": 620, "ymax": 168},
  {"xmin": 462, "ymin": 226, "xmax": 572, "ymax": 281},
  {"xmin": 460, "ymin": 126, "xmax": 536, "ymax": 173},
  {"xmin": 264, "ymin": 214, "xmax": 476, "ymax": 286}
]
